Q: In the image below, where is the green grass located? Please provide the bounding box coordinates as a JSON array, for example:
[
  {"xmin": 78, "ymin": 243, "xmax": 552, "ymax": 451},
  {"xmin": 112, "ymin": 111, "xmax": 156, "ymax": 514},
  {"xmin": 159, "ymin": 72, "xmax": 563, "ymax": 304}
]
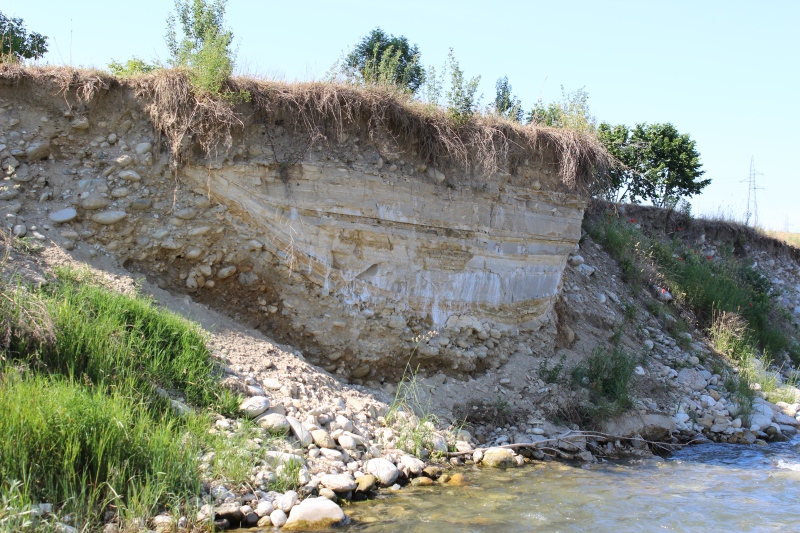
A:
[
  {"xmin": 0, "ymin": 264, "xmax": 292, "ymax": 530},
  {"xmin": 585, "ymin": 212, "xmax": 798, "ymax": 362},
  {"xmin": 386, "ymin": 363, "xmax": 444, "ymax": 458},
  {"xmin": 0, "ymin": 370, "xmax": 202, "ymax": 528}
]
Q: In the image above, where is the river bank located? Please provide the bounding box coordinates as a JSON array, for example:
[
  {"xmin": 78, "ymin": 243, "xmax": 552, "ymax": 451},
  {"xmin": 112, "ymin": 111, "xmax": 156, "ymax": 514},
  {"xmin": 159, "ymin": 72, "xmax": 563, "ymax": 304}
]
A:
[
  {"xmin": 3, "ymin": 205, "xmax": 800, "ymax": 532},
  {"xmin": 2, "ymin": 67, "xmax": 800, "ymax": 531}
]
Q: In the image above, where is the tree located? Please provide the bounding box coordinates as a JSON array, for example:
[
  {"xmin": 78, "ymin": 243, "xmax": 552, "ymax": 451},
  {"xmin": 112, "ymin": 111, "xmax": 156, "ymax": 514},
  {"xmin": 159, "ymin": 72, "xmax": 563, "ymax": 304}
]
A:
[
  {"xmin": 444, "ymin": 48, "xmax": 480, "ymax": 122},
  {"xmin": 344, "ymin": 28, "xmax": 424, "ymax": 93},
  {"xmin": 597, "ymin": 122, "xmax": 709, "ymax": 207},
  {"xmin": 493, "ymin": 76, "xmax": 522, "ymax": 122},
  {"xmin": 0, "ymin": 12, "xmax": 47, "ymax": 60},
  {"xmin": 166, "ymin": 0, "xmax": 235, "ymax": 96}
]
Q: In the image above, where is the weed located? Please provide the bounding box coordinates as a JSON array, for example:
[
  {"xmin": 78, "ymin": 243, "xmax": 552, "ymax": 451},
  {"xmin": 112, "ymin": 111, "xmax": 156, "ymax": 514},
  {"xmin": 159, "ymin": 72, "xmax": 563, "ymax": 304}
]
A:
[
  {"xmin": 538, "ymin": 354, "xmax": 566, "ymax": 384},
  {"xmin": 572, "ymin": 345, "xmax": 638, "ymax": 419},
  {"xmin": 724, "ymin": 373, "xmax": 755, "ymax": 426},
  {"xmin": 586, "ymin": 210, "xmax": 795, "ymax": 359},
  {"xmin": 386, "ymin": 332, "xmax": 449, "ymax": 458},
  {"xmin": 108, "ymin": 57, "xmax": 160, "ymax": 77}
]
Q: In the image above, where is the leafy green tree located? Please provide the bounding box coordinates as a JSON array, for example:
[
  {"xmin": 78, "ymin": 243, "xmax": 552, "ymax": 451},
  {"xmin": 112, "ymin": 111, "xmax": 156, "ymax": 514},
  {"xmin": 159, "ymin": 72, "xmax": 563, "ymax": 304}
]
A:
[
  {"xmin": 166, "ymin": 0, "xmax": 235, "ymax": 96},
  {"xmin": 345, "ymin": 28, "xmax": 424, "ymax": 93},
  {"xmin": 444, "ymin": 48, "xmax": 480, "ymax": 122},
  {"xmin": 597, "ymin": 122, "xmax": 708, "ymax": 207},
  {"xmin": 493, "ymin": 76, "xmax": 522, "ymax": 122},
  {"xmin": 0, "ymin": 12, "xmax": 47, "ymax": 60}
]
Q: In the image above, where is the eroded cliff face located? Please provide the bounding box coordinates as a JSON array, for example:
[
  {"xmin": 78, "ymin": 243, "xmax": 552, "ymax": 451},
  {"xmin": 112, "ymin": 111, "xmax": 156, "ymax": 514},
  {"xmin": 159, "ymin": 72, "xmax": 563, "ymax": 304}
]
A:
[{"xmin": 0, "ymin": 74, "xmax": 588, "ymax": 381}]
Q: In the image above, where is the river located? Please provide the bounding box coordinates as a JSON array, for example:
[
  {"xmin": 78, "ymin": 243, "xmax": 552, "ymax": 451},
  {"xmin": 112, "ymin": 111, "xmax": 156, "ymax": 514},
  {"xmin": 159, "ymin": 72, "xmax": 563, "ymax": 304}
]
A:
[{"xmin": 341, "ymin": 438, "xmax": 800, "ymax": 532}]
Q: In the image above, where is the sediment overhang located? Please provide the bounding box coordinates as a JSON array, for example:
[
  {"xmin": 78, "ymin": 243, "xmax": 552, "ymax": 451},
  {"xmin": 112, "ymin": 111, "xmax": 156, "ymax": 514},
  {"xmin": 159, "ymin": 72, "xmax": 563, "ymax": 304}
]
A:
[{"xmin": 0, "ymin": 66, "xmax": 612, "ymax": 379}]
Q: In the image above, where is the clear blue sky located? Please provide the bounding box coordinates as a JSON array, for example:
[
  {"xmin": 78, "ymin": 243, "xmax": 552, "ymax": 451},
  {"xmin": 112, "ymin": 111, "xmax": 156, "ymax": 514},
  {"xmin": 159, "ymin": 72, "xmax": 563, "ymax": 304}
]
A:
[{"xmin": 6, "ymin": 0, "xmax": 799, "ymax": 231}]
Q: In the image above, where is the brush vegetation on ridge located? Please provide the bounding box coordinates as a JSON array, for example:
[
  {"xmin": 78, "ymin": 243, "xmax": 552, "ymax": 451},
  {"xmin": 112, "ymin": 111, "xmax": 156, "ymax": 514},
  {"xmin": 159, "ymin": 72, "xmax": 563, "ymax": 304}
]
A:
[{"xmin": 0, "ymin": 64, "xmax": 614, "ymax": 193}]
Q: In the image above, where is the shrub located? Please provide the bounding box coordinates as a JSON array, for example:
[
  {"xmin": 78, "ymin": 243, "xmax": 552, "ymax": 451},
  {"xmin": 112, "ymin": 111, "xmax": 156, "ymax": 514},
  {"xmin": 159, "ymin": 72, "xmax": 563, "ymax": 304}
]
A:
[
  {"xmin": 527, "ymin": 86, "xmax": 595, "ymax": 134},
  {"xmin": 108, "ymin": 57, "xmax": 160, "ymax": 77},
  {"xmin": 493, "ymin": 76, "xmax": 522, "ymax": 122},
  {"xmin": 572, "ymin": 345, "xmax": 638, "ymax": 417}
]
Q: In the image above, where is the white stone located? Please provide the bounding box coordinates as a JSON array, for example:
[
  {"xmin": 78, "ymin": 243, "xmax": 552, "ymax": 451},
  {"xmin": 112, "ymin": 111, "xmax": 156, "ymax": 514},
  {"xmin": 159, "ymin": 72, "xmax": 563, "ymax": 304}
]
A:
[
  {"xmin": 240, "ymin": 396, "xmax": 270, "ymax": 418},
  {"xmin": 568, "ymin": 255, "xmax": 584, "ymax": 267},
  {"xmin": 256, "ymin": 412, "xmax": 290, "ymax": 433},
  {"xmin": 286, "ymin": 416, "xmax": 313, "ymax": 446},
  {"xmin": 255, "ymin": 501, "xmax": 274, "ymax": 517},
  {"xmin": 284, "ymin": 497, "xmax": 346, "ymax": 529},
  {"xmin": 481, "ymin": 447, "xmax": 517, "ymax": 467},
  {"xmin": 365, "ymin": 458, "xmax": 400, "ymax": 486},
  {"xmin": 136, "ymin": 142, "xmax": 153, "ymax": 155},
  {"xmin": 338, "ymin": 434, "xmax": 358, "ymax": 450},
  {"xmin": 400, "ymin": 455, "xmax": 425, "ymax": 476},
  {"xmin": 118, "ymin": 169, "xmax": 141, "ymax": 181},
  {"xmin": 269, "ymin": 509, "xmax": 287, "ymax": 527},
  {"xmin": 278, "ymin": 490, "xmax": 298, "ymax": 513},
  {"xmin": 320, "ymin": 473, "xmax": 357, "ymax": 492},
  {"xmin": 319, "ymin": 448, "xmax": 344, "ymax": 461}
]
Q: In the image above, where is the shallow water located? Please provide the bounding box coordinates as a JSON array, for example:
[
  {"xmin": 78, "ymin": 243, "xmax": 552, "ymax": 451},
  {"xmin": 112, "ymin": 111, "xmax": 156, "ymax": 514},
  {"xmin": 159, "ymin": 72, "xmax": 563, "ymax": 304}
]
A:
[{"xmin": 341, "ymin": 438, "xmax": 800, "ymax": 533}]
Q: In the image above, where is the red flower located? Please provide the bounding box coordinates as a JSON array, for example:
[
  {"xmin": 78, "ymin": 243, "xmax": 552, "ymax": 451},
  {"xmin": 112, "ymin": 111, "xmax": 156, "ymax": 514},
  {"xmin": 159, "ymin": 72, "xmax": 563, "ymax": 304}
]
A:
[
  {"xmin": 679, "ymin": 257, "xmax": 683, "ymax": 261},
  {"xmin": 630, "ymin": 219, "xmax": 637, "ymax": 223},
  {"xmin": 677, "ymin": 227, "xmax": 682, "ymax": 231},
  {"xmin": 749, "ymin": 302, "xmax": 753, "ymax": 307},
  {"xmin": 707, "ymin": 256, "xmax": 712, "ymax": 260}
]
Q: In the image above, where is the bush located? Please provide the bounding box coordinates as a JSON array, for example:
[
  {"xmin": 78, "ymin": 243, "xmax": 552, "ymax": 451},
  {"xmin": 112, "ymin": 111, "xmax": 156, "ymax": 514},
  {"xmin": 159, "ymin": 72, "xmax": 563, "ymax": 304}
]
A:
[
  {"xmin": 108, "ymin": 57, "xmax": 160, "ymax": 77},
  {"xmin": 527, "ymin": 86, "xmax": 595, "ymax": 134},
  {"xmin": 572, "ymin": 345, "xmax": 638, "ymax": 417},
  {"xmin": 444, "ymin": 48, "xmax": 480, "ymax": 122}
]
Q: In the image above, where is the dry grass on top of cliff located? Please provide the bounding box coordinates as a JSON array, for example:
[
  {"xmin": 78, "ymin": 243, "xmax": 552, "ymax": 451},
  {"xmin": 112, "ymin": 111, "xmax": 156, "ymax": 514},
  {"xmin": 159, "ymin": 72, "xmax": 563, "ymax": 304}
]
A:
[
  {"xmin": 230, "ymin": 76, "xmax": 615, "ymax": 191},
  {"xmin": 0, "ymin": 65, "xmax": 614, "ymax": 191},
  {"xmin": 0, "ymin": 63, "xmax": 112, "ymax": 105}
]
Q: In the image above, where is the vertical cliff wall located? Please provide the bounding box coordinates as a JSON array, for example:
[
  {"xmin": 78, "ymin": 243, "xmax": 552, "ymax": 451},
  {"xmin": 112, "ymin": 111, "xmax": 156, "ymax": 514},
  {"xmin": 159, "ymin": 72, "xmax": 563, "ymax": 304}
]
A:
[{"xmin": 0, "ymin": 68, "xmax": 609, "ymax": 381}]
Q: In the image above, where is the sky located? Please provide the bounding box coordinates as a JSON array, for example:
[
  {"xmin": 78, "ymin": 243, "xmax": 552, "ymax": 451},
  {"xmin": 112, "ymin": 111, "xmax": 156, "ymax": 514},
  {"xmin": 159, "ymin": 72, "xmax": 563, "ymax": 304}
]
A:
[{"xmin": 4, "ymin": 0, "xmax": 799, "ymax": 231}]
